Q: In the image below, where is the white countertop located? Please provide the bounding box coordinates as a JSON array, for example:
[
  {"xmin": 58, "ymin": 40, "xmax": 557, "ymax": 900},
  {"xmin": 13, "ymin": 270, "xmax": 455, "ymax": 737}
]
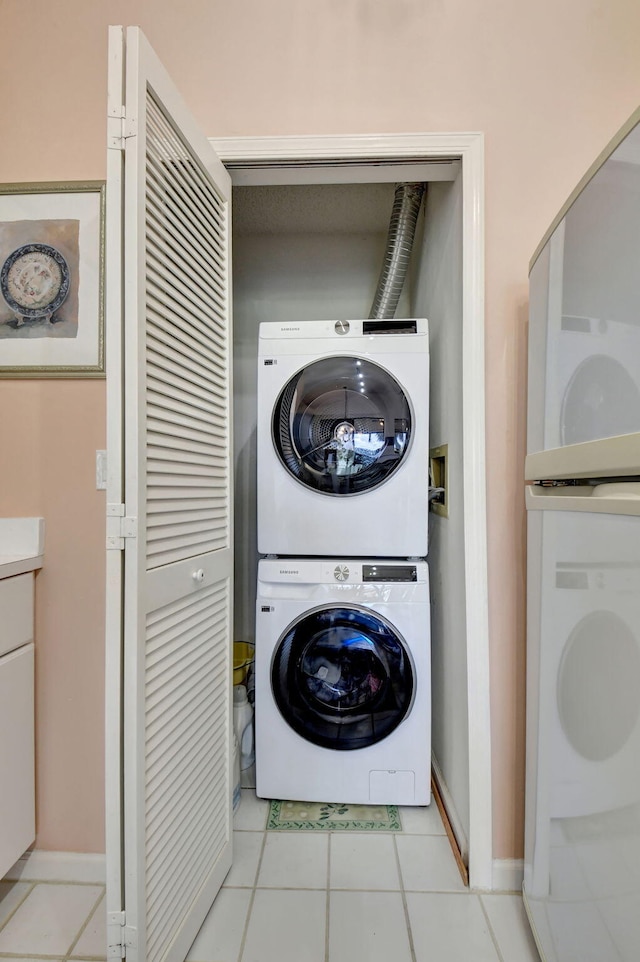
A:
[
  {"xmin": 0, "ymin": 554, "xmax": 44, "ymax": 579},
  {"xmin": 0, "ymin": 519, "xmax": 45, "ymax": 579}
]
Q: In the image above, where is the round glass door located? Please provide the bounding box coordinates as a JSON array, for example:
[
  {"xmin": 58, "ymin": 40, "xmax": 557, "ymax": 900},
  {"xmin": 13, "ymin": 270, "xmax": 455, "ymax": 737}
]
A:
[
  {"xmin": 272, "ymin": 356, "xmax": 412, "ymax": 495},
  {"xmin": 271, "ymin": 605, "xmax": 415, "ymax": 750}
]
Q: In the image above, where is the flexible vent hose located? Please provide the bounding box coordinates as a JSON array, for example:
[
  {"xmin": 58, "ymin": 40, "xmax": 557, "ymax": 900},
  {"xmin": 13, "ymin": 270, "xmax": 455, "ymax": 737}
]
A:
[{"xmin": 369, "ymin": 182, "xmax": 426, "ymax": 319}]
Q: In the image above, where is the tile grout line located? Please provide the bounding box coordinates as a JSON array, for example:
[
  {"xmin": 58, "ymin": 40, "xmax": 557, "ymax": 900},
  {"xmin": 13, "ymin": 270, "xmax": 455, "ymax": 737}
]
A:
[
  {"xmin": 0, "ymin": 880, "xmax": 104, "ymax": 962},
  {"xmin": 63, "ymin": 885, "xmax": 106, "ymax": 962},
  {"xmin": 477, "ymin": 893, "xmax": 507, "ymax": 962},
  {"xmin": 10, "ymin": 879, "xmax": 106, "ymax": 887},
  {"xmin": 235, "ymin": 828, "xmax": 267, "ymax": 962},
  {"xmin": 393, "ymin": 833, "xmax": 417, "ymax": 962},
  {"xmin": 324, "ymin": 833, "xmax": 331, "ymax": 962},
  {"xmin": 0, "ymin": 880, "xmax": 37, "ymax": 936},
  {"xmin": 0, "ymin": 953, "xmax": 66, "ymax": 960}
]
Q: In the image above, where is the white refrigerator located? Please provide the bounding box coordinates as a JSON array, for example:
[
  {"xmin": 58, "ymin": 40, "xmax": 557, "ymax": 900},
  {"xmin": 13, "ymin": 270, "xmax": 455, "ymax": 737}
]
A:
[{"xmin": 524, "ymin": 109, "xmax": 640, "ymax": 961}]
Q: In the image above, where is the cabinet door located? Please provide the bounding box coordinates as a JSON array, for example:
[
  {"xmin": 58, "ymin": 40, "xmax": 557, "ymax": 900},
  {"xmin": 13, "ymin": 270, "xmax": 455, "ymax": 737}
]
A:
[
  {"xmin": 0, "ymin": 573, "xmax": 33, "ymax": 658},
  {"xmin": 106, "ymin": 26, "xmax": 233, "ymax": 962},
  {"xmin": 0, "ymin": 644, "xmax": 35, "ymax": 878}
]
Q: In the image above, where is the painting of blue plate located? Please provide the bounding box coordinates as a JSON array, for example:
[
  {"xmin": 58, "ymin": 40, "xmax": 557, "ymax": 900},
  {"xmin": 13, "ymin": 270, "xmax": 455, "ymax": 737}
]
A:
[{"xmin": 1, "ymin": 243, "xmax": 70, "ymax": 320}]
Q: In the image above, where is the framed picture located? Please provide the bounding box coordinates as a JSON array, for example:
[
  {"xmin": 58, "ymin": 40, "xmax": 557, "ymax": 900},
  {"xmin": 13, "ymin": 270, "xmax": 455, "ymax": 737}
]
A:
[{"xmin": 0, "ymin": 181, "xmax": 105, "ymax": 378}]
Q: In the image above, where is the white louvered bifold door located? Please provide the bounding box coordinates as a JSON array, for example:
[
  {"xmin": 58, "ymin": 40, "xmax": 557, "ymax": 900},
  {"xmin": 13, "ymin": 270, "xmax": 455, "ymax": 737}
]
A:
[{"xmin": 114, "ymin": 26, "xmax": 233, "ymax": 962}]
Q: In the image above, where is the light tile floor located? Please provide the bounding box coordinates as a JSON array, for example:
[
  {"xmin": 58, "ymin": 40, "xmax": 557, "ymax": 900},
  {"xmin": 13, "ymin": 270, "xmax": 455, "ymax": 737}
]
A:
[
  {"xmin": 0, "ymin": 791, "xmax": 541, "ymax": 962},
  {"xmin": 187, "ymin": 790, "xmax": 542, "ymax": 962}
]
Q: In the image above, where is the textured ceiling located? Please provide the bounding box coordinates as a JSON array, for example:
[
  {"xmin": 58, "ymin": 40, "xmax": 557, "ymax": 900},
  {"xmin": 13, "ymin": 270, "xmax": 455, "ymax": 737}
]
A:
[{"xmin": 232, "ymin": 183, "xmax": 400, "ymax": 235}]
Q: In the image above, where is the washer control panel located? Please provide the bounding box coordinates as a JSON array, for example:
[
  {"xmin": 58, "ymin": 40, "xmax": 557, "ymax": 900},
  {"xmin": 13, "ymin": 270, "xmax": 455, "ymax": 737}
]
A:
[
  {"xmin": 362, "ymin": 564, "xmax": 417, "ymax": 583},
  {"xmin": 259, "ymin": 559, "xmax": 426, "ymax": 585}
]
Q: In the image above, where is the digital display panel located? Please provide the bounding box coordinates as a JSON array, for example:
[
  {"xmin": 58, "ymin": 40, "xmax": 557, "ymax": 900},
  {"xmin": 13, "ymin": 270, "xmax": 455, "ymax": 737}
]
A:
[{"xmin": 362, "ymin": 564, "xmax": 417, "ymax": 583}]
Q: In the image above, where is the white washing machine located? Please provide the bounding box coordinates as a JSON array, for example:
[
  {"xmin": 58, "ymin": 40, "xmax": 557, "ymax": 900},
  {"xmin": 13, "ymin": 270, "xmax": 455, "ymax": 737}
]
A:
[
  {"xmin": 527, "ymin": 492, "xmax": 640, "ymax": 819},
  {"xmin": 255, "ymin": 557, "xmax": 431, "ymax": 805},
  {"xmin": 257, "ymin": 318, "xmax": 429, "ymax": 558}
]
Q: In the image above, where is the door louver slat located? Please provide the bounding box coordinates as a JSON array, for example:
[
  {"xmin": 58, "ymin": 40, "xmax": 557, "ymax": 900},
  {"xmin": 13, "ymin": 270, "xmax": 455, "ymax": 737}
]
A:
[
  {"xmin": 145, "ymin": 163, "xmax": 227, "ymax": 283},
  {"xmin": 145, "ymin": 213, "xmax": 227, "ymax": 304},
  {"xmin": 148, "ymin": 435, "xmax": 225, "ymax": 459},
  {"xmin": 146, "ymin": 498, "xmax": 225, "ymax": 514},
  {"xmin": 147, "ymin": 515, "xmax": 228, "ymax": 542},
  {"xmin": 146, "ymin": 109, "xmax": 226, "ymax": 230},
  {"xmin": 147, "ymin": 504, "xmax": 226, "ymax": 524},
  {"xmin": 147, "ymin": 341, "xmax": 227, "ymax": 403},
  {"xmin": 148, "ymin": 393, "xmax": 225, "ymax": 431},
  {"xmin": 146, "ymin": 721, "xmax": 221, "ymax": 818},
  {"xmin": 146, "ymin": 610, "xmax": 225, "ymax": 683},
  {"xmin": 147, "ymin": 625, "xmax": 226, "ymax": 690},
  {"xmin": 148, "ymin": 411, "xmax": 226, "ymax": 441},
  {"xmin": 146, "ymin": 479, "xmax": 226, "ymax": 495},
  {"xmin": 147, "ymin": 394, "xmax": 224, "ymax": 430},
  {"xmin": 147, "ymin": 325, "xmax": 226, "ymax": 394},
  {"xmin": 147, "ymin": 277, "xmax": 225, "ymax": 348},
  {"xmin": 146, "ymin": 682, "xmax": 225, "ymax": 773},
  {"xmin": 146, "ymin": 733, "xmax": 226, "ymax": 852},
  {"xmin": 147, "ymin": 429, "xmax": 226, "ymax": 457},
  {"xmin": 147, "ymin": 369, "xmax": 227, "ymax": 418},
  {"xmin": 145, "ymin": 124, "xmax": 226, "ymax": 240},
  {"xmin": 147, "ymin": 460, "xmax": 225, "ymax": 479},
  {"xmin": 146, "ymin": 245, "xmax": 227, "ymax": 324},
  {"xmin": 147, "ymin": 536, "xmax": 227, "ymax": 568},
  {"xmin": 149, "ymin": 338, "xmax": 229, "ymax": 397},
  {"xmin": 146, "ymin": 298, "xmax": 227, "ymax": 374},
  {"xmin": 146, "ymin": 219, "xmax": 227, "ymax": 315}
]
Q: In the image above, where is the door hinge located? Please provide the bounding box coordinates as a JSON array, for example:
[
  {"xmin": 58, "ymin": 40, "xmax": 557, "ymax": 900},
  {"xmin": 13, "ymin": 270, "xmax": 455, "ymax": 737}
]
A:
[
  {"xmin": 106, "ymin": 504, "xmax": 138, "ymax": 550},
  {"xmin": 107, "ymin": 106, "xmax": 138, "ymax": 150},
  {"xmin": 107, "ymin": 911, "xmax": 136, "ymax": 959}
]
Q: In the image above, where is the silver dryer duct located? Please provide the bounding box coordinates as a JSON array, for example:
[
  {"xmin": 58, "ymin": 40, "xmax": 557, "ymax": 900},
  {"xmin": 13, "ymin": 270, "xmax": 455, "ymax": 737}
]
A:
[{"xmin": 369, "ymin": 182, "xmax": 426, "ymax": 320}]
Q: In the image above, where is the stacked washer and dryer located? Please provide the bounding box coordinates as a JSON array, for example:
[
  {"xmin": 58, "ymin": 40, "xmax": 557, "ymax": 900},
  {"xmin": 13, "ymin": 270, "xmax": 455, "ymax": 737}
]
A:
[{"xmin": 254, "ymin": 317, "xmax": 432, "ymax": 805}]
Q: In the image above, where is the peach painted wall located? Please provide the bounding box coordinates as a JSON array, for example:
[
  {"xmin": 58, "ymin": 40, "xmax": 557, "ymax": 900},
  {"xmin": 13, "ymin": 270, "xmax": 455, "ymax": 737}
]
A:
[
  {"xmin": 1, "ymin": 0, "xmax": 640, "ymax": 857},
  {"xmin": 0, "ymin": 383, "xmax": 106, "ymax": 852}
]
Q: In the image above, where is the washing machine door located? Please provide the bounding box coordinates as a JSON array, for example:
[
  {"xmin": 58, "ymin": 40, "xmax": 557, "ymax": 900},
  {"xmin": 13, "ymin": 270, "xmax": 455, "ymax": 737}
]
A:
[
  {"xmin": 271, "ymin": 604, "xmax": 414, "ymax": 750},
  {"xmin": 272, "ymin": 356, "xmax": 412, "ymax": 495}
]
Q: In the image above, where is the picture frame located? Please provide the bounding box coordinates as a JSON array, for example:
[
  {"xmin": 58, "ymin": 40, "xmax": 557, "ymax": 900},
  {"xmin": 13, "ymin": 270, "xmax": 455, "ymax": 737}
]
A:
[{"xmin": 0, "ymin": 180, "xmax": 105, "ymax": 378}]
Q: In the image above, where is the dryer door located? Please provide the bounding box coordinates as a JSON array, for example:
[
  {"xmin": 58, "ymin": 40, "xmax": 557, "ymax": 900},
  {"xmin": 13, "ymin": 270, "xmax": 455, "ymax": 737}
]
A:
[
  {"xmin": 271, "ymin": 604, "xmax": 414, "ymax": 750},
  {"xmin": 272, "ymin": 356, "xmax": 412, "ymax": 495}
]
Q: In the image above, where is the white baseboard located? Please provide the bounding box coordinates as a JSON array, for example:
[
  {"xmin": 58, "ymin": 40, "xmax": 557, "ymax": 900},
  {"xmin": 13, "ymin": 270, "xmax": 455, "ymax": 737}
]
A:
[
  {"xmin": 492, "ymin": 858, "xmax": 524, "ymax": 892},
  {"xmin": 5, "ymin": 850, "xmax": 106, "ymax": 884}
]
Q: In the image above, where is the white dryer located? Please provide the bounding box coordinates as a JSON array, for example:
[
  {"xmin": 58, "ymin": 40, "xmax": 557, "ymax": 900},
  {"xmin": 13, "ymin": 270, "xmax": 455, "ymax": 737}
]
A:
[
  {"xmin": 257, "ymin": 318, "xmax": 429, "ymax": 558},
  {"xmin": 255, "ymin": 557, "xmax": 431, "ymax": 806}
]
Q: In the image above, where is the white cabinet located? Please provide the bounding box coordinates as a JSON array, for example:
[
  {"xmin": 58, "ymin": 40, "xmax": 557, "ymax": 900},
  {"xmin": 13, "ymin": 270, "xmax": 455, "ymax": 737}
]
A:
[
  {"xmin": 0, "ymin": 640, "xmax": 35, "ymax": 877},
  {"xmin": 0, "ymin": 521, "xmax": 42, "ymax": 880},
  {"xmin": 0, "ymin": 572, "xmax": 34, "ymax": 657}
]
